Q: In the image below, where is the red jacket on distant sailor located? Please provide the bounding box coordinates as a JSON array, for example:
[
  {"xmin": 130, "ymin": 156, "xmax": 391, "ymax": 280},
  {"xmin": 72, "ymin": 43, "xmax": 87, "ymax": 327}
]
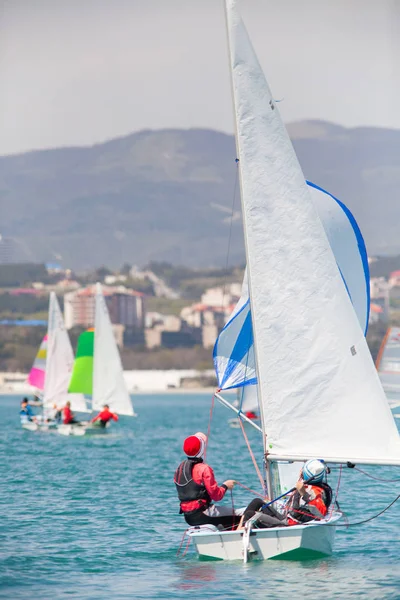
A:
[
  {"xmin": 63, "ymin": 406, "xmax": 74, "ymax": 424},
  {"xmin": 91, "ymin": 409, "xmax": 118, "ymax": 424}
]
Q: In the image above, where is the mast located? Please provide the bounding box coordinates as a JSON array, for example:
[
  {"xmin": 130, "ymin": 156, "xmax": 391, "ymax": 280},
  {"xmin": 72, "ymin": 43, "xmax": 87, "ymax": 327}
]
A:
[{"xmin": 223, "ymin": 0, "xmax": 272, "ymax": 494}]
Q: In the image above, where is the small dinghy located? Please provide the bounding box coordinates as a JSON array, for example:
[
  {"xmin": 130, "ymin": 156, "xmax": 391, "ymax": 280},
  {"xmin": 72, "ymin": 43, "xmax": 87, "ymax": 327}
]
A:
[
  {"xmin": 187, "ymin": 0, "xmax": 400, "ymax": 562},
  {"xmin": 22, "ymin": 292, "xmax": 88, "ymax": 431},
  {"xmin": 189, "ymin": 513, "xmax": 342, "ymax": 562},
  {"xmin": 66, "ymin": 283, "xmax": 136, "ymax": 434},
  {"xmin": 57, "ymin": 421, "xmax": 111, "ymax": 437}
]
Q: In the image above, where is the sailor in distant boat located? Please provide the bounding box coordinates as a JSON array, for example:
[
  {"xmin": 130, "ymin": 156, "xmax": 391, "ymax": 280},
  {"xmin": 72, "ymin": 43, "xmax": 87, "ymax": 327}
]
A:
[
  {"xmin": 91, "ymin": 405, "xmax": 118, "ymax": 428},
  {"xmin": 62, "ymin": 401, "xmax": 81, "ymax": 425},
  {"xmin": 20, "ymin": 398, "xmax": 36, "ymax": 424},
  {"xmin": 244, "ymin": 410, "xmax": 258, "ymax": 420},
  {"xmin": 174, "ymin": 432, "xmax": 244, "ymax": 529},
  {"xmin": 46, "ymin": 403, "xmax": 62, "ymax": 423}
]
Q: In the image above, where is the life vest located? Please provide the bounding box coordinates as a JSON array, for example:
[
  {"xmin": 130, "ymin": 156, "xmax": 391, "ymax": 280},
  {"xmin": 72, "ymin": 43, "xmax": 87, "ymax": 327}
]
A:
[
  {"xmin": 174, "ymin": 459, "xmax": 212, "ymax": 515},
  {"xmin": 288, "ymin": 482, "xmax": 333, "ymax": 524}
]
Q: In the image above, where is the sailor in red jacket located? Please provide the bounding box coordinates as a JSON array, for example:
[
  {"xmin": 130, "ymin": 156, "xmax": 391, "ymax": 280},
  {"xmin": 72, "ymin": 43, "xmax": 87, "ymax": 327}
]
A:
[
  {"xmin": 62, "ymin": 401, "xmax": 80, "ymax": 425},
  {"xmin": 174, "ymin": 431, "xmax": 244, "ymax": 529},
  {"xmin": 91, "ymin": 404, "xmax": 118, "ymax": 428}
]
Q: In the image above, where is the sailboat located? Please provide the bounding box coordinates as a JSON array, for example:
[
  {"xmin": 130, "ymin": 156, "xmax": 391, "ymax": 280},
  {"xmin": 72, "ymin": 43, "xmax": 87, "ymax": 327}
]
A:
[
  {"xmin": 188, "ymin": 0, "xmax": 400, "ymax": 561},
  {"xmin": 376, "ymin": 327, "xmax": 400, "ymax": 410},
  {"xmin": 63, "ymin": 283, "xmax": 136, "ymax": 435},
  {"xmin": 23, "ymin": 292, "xmax": 88, "ymax": 431}
]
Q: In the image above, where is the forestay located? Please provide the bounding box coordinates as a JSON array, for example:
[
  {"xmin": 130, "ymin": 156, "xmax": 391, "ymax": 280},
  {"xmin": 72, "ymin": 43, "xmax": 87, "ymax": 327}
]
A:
[
  {"xmin": 225, "ymin": 0, "xmax": 400, "ymax": 465},
  {"xmin": 44, "ymin": 292, "xmax": 88, "ymax": 412},
  {"xmin": 92, "ymin": 283, "xmax": 135, "ymax": 416},
  {"xmin": 214, "ymin": 182, "xmax": 370, "ymax": 402}
]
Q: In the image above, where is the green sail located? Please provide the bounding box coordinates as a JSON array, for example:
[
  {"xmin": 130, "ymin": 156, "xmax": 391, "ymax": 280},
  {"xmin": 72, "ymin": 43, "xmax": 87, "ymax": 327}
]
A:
[{"xmin": 68, "ymin": 330, "xmax": 94, "ymax": 395}]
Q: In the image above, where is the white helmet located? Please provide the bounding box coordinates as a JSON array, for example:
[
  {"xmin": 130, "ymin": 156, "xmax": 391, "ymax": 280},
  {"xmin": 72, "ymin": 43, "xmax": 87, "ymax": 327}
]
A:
[{"xmin": 302, "ymin": 459, "xmax": 327, "ymax": 483}]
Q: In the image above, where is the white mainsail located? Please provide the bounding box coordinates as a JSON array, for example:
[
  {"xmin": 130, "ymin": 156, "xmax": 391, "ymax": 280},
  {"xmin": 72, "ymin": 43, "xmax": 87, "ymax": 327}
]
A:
[
  {"xmin": 226, "ymin": 0, "xmax": 400, "ymax": 466},
  {"xmin": 92, "ymin": 283, "xmax": 135, "ymax": 416},
  {"xmin": 43, "ymin": 292, "xmax": 88, "ymax": 413},
  {"xmin": 214, "ymin": 182, "xmax": 370, "ymax": 402}
]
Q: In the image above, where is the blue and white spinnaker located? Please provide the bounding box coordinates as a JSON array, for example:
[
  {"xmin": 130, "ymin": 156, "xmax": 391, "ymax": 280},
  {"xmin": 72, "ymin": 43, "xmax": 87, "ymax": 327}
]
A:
[{"xmin": 213, "ymin": 182, "xmax": 370, "ymax": 395}]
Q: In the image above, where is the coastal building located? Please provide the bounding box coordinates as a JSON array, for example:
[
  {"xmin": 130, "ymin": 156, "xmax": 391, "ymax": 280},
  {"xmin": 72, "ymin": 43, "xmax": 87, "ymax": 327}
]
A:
[
  {"xmin": 200, "ymin": 283, "xmax": 241, "ymax": 308},
  {"xmin": 144, "ymin": 313, "xmax": 199, "ymax": 349},
  {"xmin": 388, "ymin": 271, "xmax": 400, "ymax": 305},
  {"xmin": 370, "ymin": 277, "xmax": 389, "ymax": 322},
  {"xmin": 369, "ymin": 303, "xmax": 384, "ymax": 325},
  {"xmin": 64, "ymin": 285, "xmax": 145, "ymax": 330},
  {"xmin": 389, "ymin": 270, "xmax": 400, "ymax": 291}
]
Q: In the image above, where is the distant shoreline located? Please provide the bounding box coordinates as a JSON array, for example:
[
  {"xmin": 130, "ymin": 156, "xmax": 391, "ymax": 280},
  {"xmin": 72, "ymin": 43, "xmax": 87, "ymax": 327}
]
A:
[{"xmin": 0, "ymin": 387, "xmax": 234, "ymax": 397}]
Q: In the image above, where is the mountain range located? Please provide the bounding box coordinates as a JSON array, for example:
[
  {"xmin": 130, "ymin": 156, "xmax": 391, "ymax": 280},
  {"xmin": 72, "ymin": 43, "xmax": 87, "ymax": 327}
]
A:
[{"xmin": 1, "ymin": 120, "xmax": 399, "ymax": 269}]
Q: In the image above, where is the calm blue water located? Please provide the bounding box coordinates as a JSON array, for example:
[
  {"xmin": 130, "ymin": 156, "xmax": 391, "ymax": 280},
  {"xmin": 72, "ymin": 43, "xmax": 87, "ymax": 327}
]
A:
[{"xmin": 1, "ymin": 393, "xmax": 399, "ymax": 599}]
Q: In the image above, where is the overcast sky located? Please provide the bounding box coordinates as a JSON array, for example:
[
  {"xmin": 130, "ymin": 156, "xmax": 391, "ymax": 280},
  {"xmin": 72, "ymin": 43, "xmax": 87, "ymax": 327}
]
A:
[{"xmin": 0, "ymin": 0, "xmax": 399, "ymax": 155}]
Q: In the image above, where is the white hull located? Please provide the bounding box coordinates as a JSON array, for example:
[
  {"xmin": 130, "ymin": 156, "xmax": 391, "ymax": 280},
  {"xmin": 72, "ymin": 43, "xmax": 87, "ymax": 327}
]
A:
[
  {"xmin": 21, "ymin": 420, "xmax": 57, "ymax": 432},
  {"xmin": 189, "ymin": 513, "xmax": 340, "ymax": 561},
  {"xmin": 22, "ymin": 421, "xmax": 39, "ymax": 432},
  {"xmin": 57, "ymin": 422, "xmax": 110, "ymax": 436}
]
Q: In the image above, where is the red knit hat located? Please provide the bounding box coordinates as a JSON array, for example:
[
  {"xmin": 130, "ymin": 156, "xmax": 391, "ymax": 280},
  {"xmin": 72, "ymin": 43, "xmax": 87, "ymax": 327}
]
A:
[{"xmin": 183, "ymin": 435, "xmax": 205, "ymax": 458}]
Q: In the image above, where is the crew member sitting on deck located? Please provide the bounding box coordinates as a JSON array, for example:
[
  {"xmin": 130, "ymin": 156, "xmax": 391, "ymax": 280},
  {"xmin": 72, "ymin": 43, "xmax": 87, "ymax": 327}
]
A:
[
  {"xmin": 240, "ymin": 459, "xmax": 332, "ymax": 529},
  {"xmin": 286, "ymin": 459, "xmax": 332, "ymax": 525},
  {"xmin": 174, "ymin": 432, "xmax": 244, "ymax": 530},
  {"xmin": 62, "ymin": 401, "xmax": 80, "ymax": 425},
  {"xmin": 20, "ymin": 398, "xmax": 36, "ymax": 423},
  {"xmin": 91, "ymin": 405, "xmax": 118, "ymax": 428}
]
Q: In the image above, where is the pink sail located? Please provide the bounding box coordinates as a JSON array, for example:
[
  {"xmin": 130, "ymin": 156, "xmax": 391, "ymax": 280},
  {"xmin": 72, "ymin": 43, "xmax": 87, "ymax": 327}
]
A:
[{"xmin": 27, "ymin": 334, "xmax": 48, "ymax": 390}]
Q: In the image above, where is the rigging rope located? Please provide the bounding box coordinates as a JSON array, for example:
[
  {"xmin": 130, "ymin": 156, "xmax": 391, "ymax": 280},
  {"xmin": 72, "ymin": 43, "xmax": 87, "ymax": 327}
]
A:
[
  {"xmin": 352, "ymin": 465, "xmax": 400, "ymax": 483},
  {"xmin": 324, "ymin": 493, "xmax": 400, "ymax": 527},
  {"xmin": 238, "ymin": 418, "xmax": 265, "ymax": 490},
  {"xmin": 235, "ymin": 480, "xmax": 267, "ymax": 499}
]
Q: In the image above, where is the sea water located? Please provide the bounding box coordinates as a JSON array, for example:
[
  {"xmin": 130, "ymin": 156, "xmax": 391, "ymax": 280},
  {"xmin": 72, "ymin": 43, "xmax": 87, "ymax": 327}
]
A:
[{"xmin": 1, "ymin": 393, "xmax": 399, "ymax": 599}]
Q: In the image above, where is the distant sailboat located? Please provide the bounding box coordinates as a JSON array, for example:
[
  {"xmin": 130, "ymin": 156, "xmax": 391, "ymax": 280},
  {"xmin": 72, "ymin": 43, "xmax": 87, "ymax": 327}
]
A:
[
  {"xmin": 65, "ymin": 283, "xmax": 136, "ymax": 435},
  {"xmin": 188, "ymin": 0, "xmax": 400, "ymax": 562},
  {"xmin": 24, "ymin": 292, "xmax": 88, "ymax": 431}
]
